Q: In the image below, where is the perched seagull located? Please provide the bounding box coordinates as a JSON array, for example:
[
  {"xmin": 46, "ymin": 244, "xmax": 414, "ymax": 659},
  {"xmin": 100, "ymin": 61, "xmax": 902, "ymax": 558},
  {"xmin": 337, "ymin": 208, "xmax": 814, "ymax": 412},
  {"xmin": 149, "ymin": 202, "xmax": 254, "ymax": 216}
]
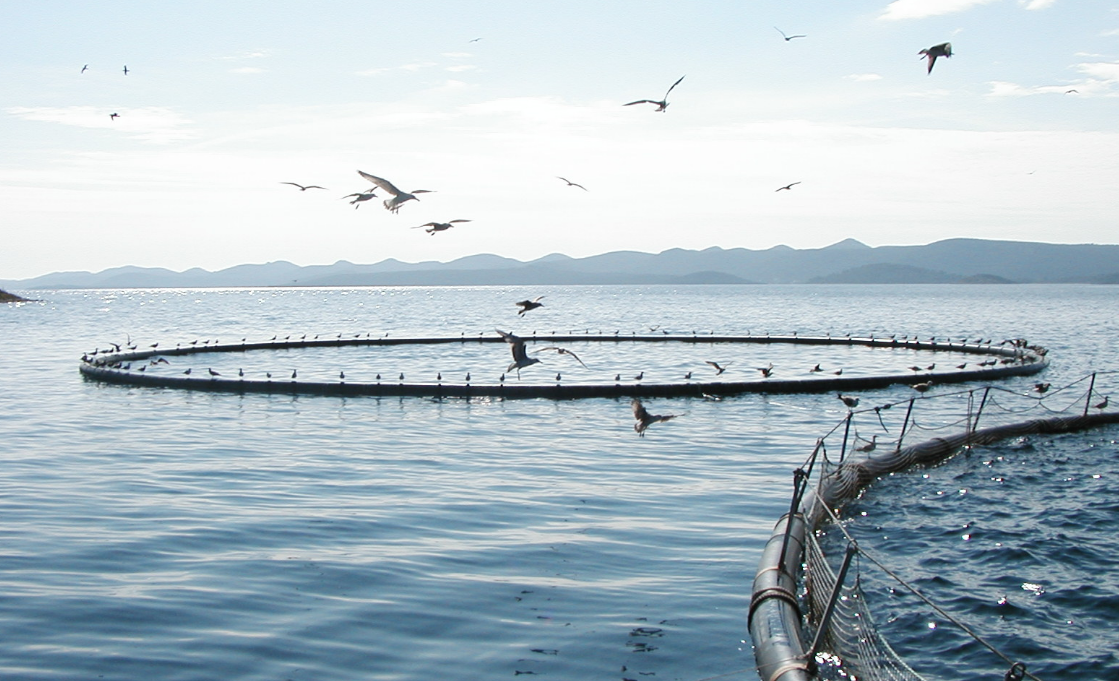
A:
[
  {"xmin": 911, "ymin": 381, "xmax": 933, "ymax": 392},
  {"xmin": 110, "ymin": 113, "xmax": 119, "ymax": 120},
  {"xmin": 631, "ymin": 398, "xmax": 678, "ymax": 437},
  {"xmin": 81, "ymin": 64, "xmax": 89, "ymax": 73},
  {"xmin": 207, "ymin": 368, "xmax": 221, "ymax": 377},
  {"xmin": 557, "ymin": 176, "xmax": 588, "ymax": 191},
  {"xmin": 706, "ymin": 360, "xmax": 732, "ymax": 375},
  {"xmin": 123, "ymin": 65, "xmax": 129, "ymax": 75},
  {"xmin": 515, "ymin": 296, "xmax": 545, "ymax": 316},
  {"xmin": 281, "ymin": 182, "xmax": 327, "ymax": 191},
  {"xmin": 536, "ymin": 346, "xmax": 588, "ymax": 368},
  {"xmin": 810, "ymin": 364, "xmax": 823, "ymax": 373},
  {"xmin": 918, "ymin": 42, "xmax": 951, "ymax": 74},
  {"xmin": 624, "ymin": 75, "xmax": 685, "ymax": 112},
  {"xmin": 774, "ymin": 27, "xmax": 806, "ymax": 41},
  {"xmin": 856, "ymin": 435, "xmax": 878, "ymax": 453},
  {"xmin": 357, "ymin": 170, "xmax": 433, "ymax": 213},
  {"xmin": 776, "ymin": 182, "xmax": 801, "ymax": 192},
  {"xmin": 496, "ymin": 329, "xmax": 541, "ymax": 377},
  {"xmin": 343, "ymin": 191, "xmax": 378, "ymax": 208},
  {"xmin": 837, "ymin": 393, "xmax": 860, "ymax": 409},
  {"xmin": 1096, "ymin": 395, "xmax": 1110, "ymax": 410},
  {"xmin": 414, "ymin": 219, "xmax": 470, "ymax": 235}
]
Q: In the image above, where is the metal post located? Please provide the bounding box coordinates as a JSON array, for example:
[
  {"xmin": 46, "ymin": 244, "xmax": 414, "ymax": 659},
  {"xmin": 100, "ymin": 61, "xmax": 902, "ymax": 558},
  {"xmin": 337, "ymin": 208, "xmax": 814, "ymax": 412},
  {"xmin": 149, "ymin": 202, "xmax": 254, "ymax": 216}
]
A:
[
  {"xmin": 895, "ymin": 398, "xmax": 915, "ymax": 454},
  {"xmin": 1084, "ymin": 372, "xmax": 1097, "ymax": 417},
  {"xmin": 777, "ymin": 468, "xmax": 808, "ymax": 577},
  {"xmin": 972, "ymin": 386, "xmax": 991, "ymax": 434},
  {"xmin": 807, "ymin": 543, "xmax": 858, "ymax": 670},
  {"xmin": 839, "ymin": 413, "xmax": 852, "ymax": 464}
]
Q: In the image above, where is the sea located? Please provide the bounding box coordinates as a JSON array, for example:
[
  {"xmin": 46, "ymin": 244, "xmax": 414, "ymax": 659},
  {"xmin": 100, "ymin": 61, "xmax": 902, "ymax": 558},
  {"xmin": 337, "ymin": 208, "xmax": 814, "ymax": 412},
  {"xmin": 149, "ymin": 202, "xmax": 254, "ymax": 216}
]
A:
[{"xmin": 1, "ymin": 284, "xmax": 1116, "ymax": 681}]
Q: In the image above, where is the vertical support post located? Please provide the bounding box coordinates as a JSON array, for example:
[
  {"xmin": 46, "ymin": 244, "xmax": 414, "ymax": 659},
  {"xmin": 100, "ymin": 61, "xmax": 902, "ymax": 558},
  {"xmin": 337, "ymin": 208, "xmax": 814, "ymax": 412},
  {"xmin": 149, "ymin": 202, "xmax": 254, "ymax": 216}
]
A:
[
  {"xmin": 806, "ymin": 543, "xmax": 859, "ymax": 670},
  {"xmin": 839, "ymin": 413, "xmax": 852, "ymax": 464},
  {"xmin": 972, "ymin": 387, "xmax": 991, "ymax": 435},
  {"xmin": 1084, "ymin": 373, "xmax": 1097, "ymax": 417},
  {"xmin": 895, "ymin": 398, "xmax": 915, "ymax": 454},
  {"xmin": 777, "ymin": 468, "xmax": 808, "ymax": 577}
]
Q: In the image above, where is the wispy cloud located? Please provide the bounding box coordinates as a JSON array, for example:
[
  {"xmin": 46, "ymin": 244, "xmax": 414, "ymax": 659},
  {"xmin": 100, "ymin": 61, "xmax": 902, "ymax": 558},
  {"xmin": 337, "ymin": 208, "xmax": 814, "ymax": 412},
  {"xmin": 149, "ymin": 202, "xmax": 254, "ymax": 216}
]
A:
[
  {"xmin": 356, "ymin": 61, "xmax": 439, "ymax": 76},
  {"xmin": 880, "ymin": 0, "xmax": 997, "ymax": 21},
  {"xmin": 6, "ymin": 106, "xmax": 195, "ymax": 144},
  {"xmin": 987, "ymin": 61, "xmax": 1119, "ymax": 97},
  {"xmin": 217, "ymin": 49, "xmax": 271, "ymax": 61},
  {"xmin": 846, "ymin": 73, "xmax": 883, "ymax": 82},
  {"xmin": 230, "ymin": 67, "xmax": 266, "ymax": 75},
  {"xmin": 1019, "ymin": 0, "xmax": 1055, "ymax": 9}
]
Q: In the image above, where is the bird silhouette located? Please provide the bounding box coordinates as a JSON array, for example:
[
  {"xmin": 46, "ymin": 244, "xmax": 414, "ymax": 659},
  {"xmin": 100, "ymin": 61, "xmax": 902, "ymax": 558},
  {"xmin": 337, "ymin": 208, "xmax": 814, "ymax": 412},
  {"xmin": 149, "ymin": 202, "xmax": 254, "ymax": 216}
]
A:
[
  {"xmin": 1033, "ymin": 382, "xmax": 1050, "ymax": 393},
  {"xmin": 536, "ymin": 346, "xmax": 588, "ymax": 368},
  {"xmin": 837, "ymin": 393, "xmax": 859, "ymax": 409},
  {"xmin": 357, "ymin": 170, "xmax": 433, "ymax": 213},
  {"xmin": 414, "ymin": 219, "xmax": 470, "ymax": 235},
  {"xmin": 1096, "ymin": 396, "xmax": 1110, "ymax": 410},
  {"xmin": 918, "ymin": 42, "xmax": 952, "ymax": 74},
  {"xmin": 911, "ymin": 381, "xmax": 933, "ymax": 392},
  {"xmin": 110, "ymin": 113, "xmax": 119, "ymax": 120},
  {"xmin": 632, "ymin": 398, "xmax": 678, "ymax": 436},
  {"xmin": 207, "ymin": 368, "xmax": 220, "ymax": 377},
  {"xmin": 624, "ymin": 75, "xmax": 685, "ymax": 112},
  {"xmin": 856, "ymin": 435, "xmax": 878, "ymax": 453},
  {"xmin": 496, "ymin": 329, "xmax": 541, "ymax": 377},
  {"xmin": 757, "ymin": 363, "xmax": 774, "ymax": 378},
  {"xmin": 281, "ymin": 182, "xmax": 327, "ymax": 191},
  {"xmin": 515, "ymin": 296, "xmax": 545, "ymax": 315},
  {"xmin": 557, "ymin": 176, "xmax": 588, "ymax": 191},
  {"xmin": 342, "ymin": 191, "xmax": 378, "ymax": 208},
  {"xmin": 776, "ymin": 182, "xmax": 801, "ymax": 192},
  {"xmin": 123, "ymin": 65, "xmax": 129, "ymax": 75},
  {"xmin": 706, "ymin": 360, "xmax": 732, "ymax": 375},
  {"xmin": 774, "ymin": 27, "xmax": 806, "ymax": 41},
  {"xmin": 81, "ymin": 64, "xmax": 89, "ymax": 73}
]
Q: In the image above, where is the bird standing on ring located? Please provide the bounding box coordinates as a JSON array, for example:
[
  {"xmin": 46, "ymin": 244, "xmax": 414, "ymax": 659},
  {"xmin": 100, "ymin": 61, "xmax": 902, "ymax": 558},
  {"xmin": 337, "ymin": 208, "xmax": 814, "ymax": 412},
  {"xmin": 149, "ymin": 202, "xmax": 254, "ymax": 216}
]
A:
[
  {"xmin": 1096, "ymin": 396, "xmax": 1110, "ymax": 410},
  {"xmin": 632, "ymin": 398, "xmax": 678, "ymax": 437},
  {"xmin": 496, "ymin": 329, "xmax": 541, "ymax": 378},
  {"xmin": 515, "ymin": 296, "xmax": 545, "ymax": 315},
  {"xmin": 837, "ymin": 393, "xmax": 859, "ymax": 409},
  {"xmin": 357, "ymin": 170, "xmax": 433, "ymax": 213},
  {"xmin": 856, "ymin": 435, "xmax": 878, "ymax": 453},
  {"xmin": 624, "ymin": 75, "xmax": 685, "ymax": 112},
  {"xmin": 918, "ymin": 42, "xmax": 952, "ymax": 74},
  {"xmin": 414, "ymin": 219, "xmax": 470, "ymax": 235}
]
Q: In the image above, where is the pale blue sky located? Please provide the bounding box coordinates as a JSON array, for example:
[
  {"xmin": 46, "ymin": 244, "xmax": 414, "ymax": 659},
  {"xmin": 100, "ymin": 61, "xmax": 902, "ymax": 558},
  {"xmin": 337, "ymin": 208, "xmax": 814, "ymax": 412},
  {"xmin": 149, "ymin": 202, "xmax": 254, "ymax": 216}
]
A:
[{"xmin": 3, "ymin": 0, "xmax": 1118, "ymax": 279}]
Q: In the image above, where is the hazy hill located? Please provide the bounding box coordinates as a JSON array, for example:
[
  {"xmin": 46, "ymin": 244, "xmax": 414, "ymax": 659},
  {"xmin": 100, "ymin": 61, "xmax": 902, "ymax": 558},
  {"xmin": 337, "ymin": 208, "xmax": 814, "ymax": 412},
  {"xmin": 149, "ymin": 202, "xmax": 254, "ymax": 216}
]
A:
[{"xmin": 3, "ymin": 238, "xmax": 1118, "ymax": 289}]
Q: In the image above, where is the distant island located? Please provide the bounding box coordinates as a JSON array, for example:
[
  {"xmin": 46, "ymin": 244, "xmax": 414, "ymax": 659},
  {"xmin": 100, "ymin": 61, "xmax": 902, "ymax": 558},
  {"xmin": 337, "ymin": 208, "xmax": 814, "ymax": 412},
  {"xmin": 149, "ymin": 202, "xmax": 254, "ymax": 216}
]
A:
[
  {"xmin": 3, "ymin": 238, "xmax": 1118, "ymax": 290},
  {"xmin": 0, "ymin": 288, "xmax": 27, "ymax": 302}
]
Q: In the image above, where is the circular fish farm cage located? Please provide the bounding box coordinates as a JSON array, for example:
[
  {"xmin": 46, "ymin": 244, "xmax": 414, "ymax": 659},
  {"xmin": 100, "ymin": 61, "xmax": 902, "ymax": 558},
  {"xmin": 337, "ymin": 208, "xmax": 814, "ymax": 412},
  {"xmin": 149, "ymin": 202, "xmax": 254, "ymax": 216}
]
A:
[{"xmin": 79, "ymin": 331, "xmax": 1048, "ymax": 399}]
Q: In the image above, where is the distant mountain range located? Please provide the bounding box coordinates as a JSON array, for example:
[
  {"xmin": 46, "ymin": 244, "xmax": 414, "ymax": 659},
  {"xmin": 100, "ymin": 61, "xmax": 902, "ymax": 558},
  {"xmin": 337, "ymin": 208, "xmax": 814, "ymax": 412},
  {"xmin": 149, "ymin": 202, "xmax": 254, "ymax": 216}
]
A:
[{"xmin": 4, "ymin": 238, "xmax": 1118, "ymax": 289}]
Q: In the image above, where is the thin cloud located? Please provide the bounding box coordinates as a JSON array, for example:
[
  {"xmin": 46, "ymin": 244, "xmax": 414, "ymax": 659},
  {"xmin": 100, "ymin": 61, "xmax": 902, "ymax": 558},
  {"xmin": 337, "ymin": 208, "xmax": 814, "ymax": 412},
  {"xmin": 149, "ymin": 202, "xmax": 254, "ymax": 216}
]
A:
[
  {"xmin": 1019, "ymin": 0, "xmax": 1055, "ymax": 8},
  {"xmin": 356, "ymin": 61, "xmax": 439, "ymax": 76},
  {"xmin": 231, "ymin": 67, "xmax": 266, "ymax": 75},
  {"xmin": 445, "ymin": 65, "xmax": 477, "ymax": 73},
  {"xmin": 6, "ymin": 106, "xmax": 195, "ymax": 144},
  {"xmin": 880, "ymin": 0, "xmax": 997, "ymax": 20},
  {"xmin": 846, "ymin": 73, "xmax": 883, "ymax": 82}
]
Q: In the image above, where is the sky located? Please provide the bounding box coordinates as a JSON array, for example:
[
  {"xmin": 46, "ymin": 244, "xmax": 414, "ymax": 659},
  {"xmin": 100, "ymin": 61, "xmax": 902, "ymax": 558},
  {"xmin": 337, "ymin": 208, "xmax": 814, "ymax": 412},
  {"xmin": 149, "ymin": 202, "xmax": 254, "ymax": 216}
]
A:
[{"xmin": 3, "ymin": 0, "xmax": 1119, "ymax": 280}]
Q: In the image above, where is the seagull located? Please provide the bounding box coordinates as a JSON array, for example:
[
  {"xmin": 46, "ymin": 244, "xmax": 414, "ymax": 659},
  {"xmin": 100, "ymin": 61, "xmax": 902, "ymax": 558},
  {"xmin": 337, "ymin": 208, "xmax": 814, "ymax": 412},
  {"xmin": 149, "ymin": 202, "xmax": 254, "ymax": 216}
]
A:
[
  {"xmin": 774, "ymin": 27, "xmax": 806, "ymax": 41},
  {"xmin": 536, "ymin": 346, "xmax": 588, "ymax": 368},
  {"xmin": 357, "ymin": 170, "xmax": 433, "ymax": 213},
  {"xmin": 281, "ymin": 182, "xmax": 327, "ymax": 191},
  {"xmin": 837, "ymin": 393, "xmax": 860, "ymax": 409},
  {"xmin": 496, "ymin": 329, "xmax": 541, "ymax": 377},
  {"xmin": 469, "ymin": 37, "xmax": 482, "ymax": 43},
  {"xmin": 557, "ymin": 176, "xmax": 588, "ymax": 191},
  {"xmin": 776, "ymin": 182, "xmax": 801, "ymax": 192},
  {"xmin": 110, "ymin": 113, "xmax": 119, "ymax": 120},
  {"xmin": 810, "ymin": 364, "xmax": 823, "ymax": 372},
  {"xmin": 81, "ymin": 64, "xmax": 89, "ymax": 73},
  {"xmin": 1065, "ymin": 89, "xmax": 1078, "ymax": 94},
  {"xmin": 706, "ymin": 360, "xmax": 732, "ymax": 375},
  {"xmin": 342, "ymin": 191, "xmax": 378, "ymax": 208},
  {"xmin": 123, "ymin": 65, "xmax": 129, "ymax": 75},
  {"xmin": 1033, "ymin": 383, "xmax": 1050, "ymax": 393},
  {"xmin": 918, "ymin": 42, "xmax": 952, "ymax": 74},
  {"xmin": 414, "ymin": 219, "xmax": 470, "ymax": 235},
  {"xmin": 632, "ymin": 398, "xmax": 678, "ymax": 436},
  {"xmin": 911, "ymin": 381, "xmax": 933, "ymax": 392},
  {"xmin": 856, "ymin": 435, "xmax": 878, "ymax": 453},
  {"xmin": 634, "ymin": 371, "xmax": 644, "ymax": 381},
  {"xmin": 515, "ymin": 296, "xmax": 545, "ymax": 315},
  {"xmin": 1096, "ymin": 396, "xmax": 1110, "ymax": 410},
  {"xmin": 757, "ymin": 363, "xmax": 774, "ymax": 378},
  {"xmin": 207, "ymin": 368, "xmax": 221, "ymax": 377},
  {"xmin": 624, "ymin": 75, "xmax": 685, "ymax": 112}
]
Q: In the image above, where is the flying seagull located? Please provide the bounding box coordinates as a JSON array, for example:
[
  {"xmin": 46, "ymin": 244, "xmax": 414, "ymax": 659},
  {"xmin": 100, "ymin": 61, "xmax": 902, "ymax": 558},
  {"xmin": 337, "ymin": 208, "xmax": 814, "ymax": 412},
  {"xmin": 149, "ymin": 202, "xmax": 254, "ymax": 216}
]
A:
[
  {"xmin": 536, "ymin": 346, "xmax": 588, "ymax": 368},
  {"xmin": 123, "ymin": 65, "xmax": 129, "ymax": 75},
  {"xmin": 557, "ymin": 176, "xmax": 588, "ymax": 191},
  {"xmin": 281, "ymin": 182, "xmax": 327, "ymax": 191},
  {"xmin": 624, "ymin": 75, "xmax": 685, "ymax": 112},
  {"xmin": 706, "ymin": 360, "xmax": 732, "ymax": 375},
  {"xmin": 357, "ymin": 170, "xmax": 433, "ymax": 213},
  {"xmin": 343, "ymin": 191, "xmax": 378, "ymax": 208},
  {"xmin": 414, "ymin": 219, "xmax": 470, "ymax": 235},
  {"xmin": 515, "ymin": 296, "xmax": 545, "ymax": 315},
  {"xmin": 496, "ymin": 329, "xmax": 541, "ymax": 377},
  {"xmin": 776, "ymin": 181, "xmax": 801, "ymax": 192},
  {"xmin": 81, "ymin": 64, "xmax": 89, "ymax": 73},
  {"xmin": 110, "ymin": 113, "xmax": 119, "ymax": 120},
  {"xmin": 918, "ymin": 42, "xmax": 951, "ymax": 74},
  {"xmin": 631, "ymin": 398, "xmax": 678, "ymax": 437},
  {"xmin": 774, "ymin": 27, "xmax": 806, "ymax": 41}
]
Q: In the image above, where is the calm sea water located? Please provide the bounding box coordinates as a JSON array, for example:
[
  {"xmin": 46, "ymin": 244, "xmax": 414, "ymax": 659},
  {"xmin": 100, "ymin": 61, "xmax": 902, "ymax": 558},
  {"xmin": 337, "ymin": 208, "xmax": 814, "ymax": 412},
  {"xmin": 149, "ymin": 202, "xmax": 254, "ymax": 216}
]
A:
[{"xmin": 1, "ymin": 284, "xmax": 1116, "ymax": 681}]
